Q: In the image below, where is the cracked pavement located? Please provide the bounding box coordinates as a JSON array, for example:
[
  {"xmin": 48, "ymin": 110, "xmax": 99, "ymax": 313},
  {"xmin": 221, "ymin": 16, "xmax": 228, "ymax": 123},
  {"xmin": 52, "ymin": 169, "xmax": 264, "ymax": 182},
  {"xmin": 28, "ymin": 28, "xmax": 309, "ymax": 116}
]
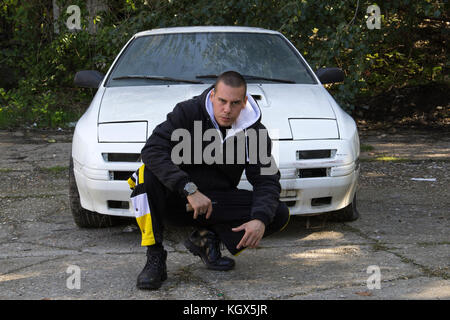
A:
[{"xmin": 0, "ymin": 128, "xmax": 448, "ymax": 300}]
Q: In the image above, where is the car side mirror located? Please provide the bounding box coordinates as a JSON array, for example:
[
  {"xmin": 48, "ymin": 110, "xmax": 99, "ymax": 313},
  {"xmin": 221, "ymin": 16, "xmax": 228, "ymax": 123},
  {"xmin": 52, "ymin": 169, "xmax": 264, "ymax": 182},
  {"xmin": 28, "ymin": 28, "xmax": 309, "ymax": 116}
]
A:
[
  {"xmin": 315, "ymin": 67, "xmax": 344, "ymax": 84},
  {"xmin": 74, "ymin": 70, "xmax": 105, "ymax": 88}
]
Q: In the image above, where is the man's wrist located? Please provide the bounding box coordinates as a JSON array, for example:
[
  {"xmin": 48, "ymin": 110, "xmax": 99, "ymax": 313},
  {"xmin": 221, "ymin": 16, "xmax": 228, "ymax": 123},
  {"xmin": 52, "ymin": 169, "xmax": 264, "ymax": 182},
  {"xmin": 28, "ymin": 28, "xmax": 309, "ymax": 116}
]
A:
[
  {"xmin": 252, "ymin": 213, "xmax": 270, "ymax": 227},
  {"xmin": 176, "ymin": 177, "xmax": 190, "ymax": 196},
  {"xmin": 183, "ymin": 182, "xmax": 198, "ymax": 197}
]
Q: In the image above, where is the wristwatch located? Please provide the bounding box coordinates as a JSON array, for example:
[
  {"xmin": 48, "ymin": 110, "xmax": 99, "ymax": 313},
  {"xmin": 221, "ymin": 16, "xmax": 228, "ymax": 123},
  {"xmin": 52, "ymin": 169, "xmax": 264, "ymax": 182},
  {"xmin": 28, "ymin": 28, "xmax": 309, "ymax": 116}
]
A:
[{"xmin": 183, "ymin": 182, "xmax": 198, "ymax": 197}]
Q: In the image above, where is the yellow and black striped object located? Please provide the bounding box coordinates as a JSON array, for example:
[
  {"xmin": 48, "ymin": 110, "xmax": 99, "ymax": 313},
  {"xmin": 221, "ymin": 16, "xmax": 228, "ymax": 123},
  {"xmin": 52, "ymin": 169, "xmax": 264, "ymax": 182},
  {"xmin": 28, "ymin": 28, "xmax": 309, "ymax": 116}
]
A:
[{"xmin": 128, "ymin": 164, "xmax": 156, "ymax": 246}]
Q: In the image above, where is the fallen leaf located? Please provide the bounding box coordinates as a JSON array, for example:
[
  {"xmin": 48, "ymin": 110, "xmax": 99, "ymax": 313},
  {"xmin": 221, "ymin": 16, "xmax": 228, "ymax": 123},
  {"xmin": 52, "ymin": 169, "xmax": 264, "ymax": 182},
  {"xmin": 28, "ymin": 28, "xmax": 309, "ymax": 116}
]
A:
[{"xmin": 354, "ymin": 291, "xmax": 372, "ymax": 297}]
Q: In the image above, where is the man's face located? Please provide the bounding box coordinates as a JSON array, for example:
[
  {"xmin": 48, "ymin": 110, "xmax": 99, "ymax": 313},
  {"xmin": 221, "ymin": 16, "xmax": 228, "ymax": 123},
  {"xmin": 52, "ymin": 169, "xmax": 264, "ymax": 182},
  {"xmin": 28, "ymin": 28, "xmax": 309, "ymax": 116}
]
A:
[{"xmin": 210, "ymin": 81, "xmax": 247, "ymax": 127}]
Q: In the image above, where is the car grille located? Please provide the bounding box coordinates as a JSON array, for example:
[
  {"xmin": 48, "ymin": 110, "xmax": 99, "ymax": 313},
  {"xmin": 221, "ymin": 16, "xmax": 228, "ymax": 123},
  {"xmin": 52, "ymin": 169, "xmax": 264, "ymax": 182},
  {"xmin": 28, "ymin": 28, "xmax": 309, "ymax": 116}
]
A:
[
  {"xmin": 283, "ymin": 201, "xmax": 296, "ymax": 207},
  {"xmin": 280, "ymin": 189, "xmax": 298, "ymax": 207},
  {"xmin": 311, "ymin": 197, "xmax": 332, "ymax": 207},
  {"xmin": 298, "ymin": 168, "xmax": 328, "ymax": 178},
  {"xmin": 296, "ymin": 149, "xmax": 335, "ymax": 160},
  {"xmin": 110, "ymin": 171, "xmax": 135, "ymax": 180},
  {"xmin": 107, "ymin": 200, "xmax": 130, "ymax": 209},
  {"xmin": 102, "ymin": 153, "xmax": 141, "ymax": 162}
]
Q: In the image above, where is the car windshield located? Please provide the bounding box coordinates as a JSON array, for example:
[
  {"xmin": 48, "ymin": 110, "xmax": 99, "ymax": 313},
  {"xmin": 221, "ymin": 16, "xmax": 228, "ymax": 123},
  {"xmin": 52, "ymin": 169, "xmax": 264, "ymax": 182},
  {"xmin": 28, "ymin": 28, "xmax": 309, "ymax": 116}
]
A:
[{"xmin": 106, "ymin": 32, "xmax": 316, "ymax": 87}]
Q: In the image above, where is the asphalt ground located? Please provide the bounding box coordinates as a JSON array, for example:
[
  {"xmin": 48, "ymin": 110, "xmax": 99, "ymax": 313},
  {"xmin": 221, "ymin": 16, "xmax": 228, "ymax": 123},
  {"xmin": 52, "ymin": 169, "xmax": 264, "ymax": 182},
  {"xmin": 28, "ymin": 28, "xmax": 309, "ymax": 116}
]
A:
[{"xmin": 0, "ymin": 128, "xmax": 448, "ymax": 302}]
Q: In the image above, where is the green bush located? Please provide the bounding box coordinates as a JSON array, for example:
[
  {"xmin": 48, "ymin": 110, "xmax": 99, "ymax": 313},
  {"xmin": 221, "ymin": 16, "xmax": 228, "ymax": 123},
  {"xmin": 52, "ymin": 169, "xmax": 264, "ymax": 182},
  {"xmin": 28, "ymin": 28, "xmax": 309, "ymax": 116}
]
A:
[{"xmin": 0, "ymin": 0, "xmax": 447, "ymax": 129}]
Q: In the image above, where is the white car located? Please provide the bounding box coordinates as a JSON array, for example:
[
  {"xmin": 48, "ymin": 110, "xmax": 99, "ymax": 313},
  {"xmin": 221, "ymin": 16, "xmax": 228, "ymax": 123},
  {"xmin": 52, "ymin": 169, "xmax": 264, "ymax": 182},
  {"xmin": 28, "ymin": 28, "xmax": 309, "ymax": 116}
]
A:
[{"xmin": 70, "ymin": 26, "xmax": 360, "ymax": 227}]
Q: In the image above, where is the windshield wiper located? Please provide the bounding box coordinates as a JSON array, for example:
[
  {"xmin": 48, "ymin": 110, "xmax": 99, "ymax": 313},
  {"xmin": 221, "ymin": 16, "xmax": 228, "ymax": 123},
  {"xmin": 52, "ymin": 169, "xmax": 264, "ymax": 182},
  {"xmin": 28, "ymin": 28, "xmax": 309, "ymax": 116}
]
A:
[
  {"xmin": 196, "ymin": 74, "xmax": 219, "ymax": 79},
  {"xmin": 113, "ymin": 75, "xmax": 204, "ymax": 84},
  {"xmin": 196, "ymin": 74, "xmax": 295, "ymax": 84}
]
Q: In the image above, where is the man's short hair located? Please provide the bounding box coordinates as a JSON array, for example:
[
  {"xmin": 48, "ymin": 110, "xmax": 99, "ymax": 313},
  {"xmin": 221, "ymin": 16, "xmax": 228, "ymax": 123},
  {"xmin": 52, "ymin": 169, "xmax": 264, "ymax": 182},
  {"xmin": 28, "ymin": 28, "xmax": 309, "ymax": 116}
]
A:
[{"xmin": 214, "ymin": 71, "xmax": 247, "ymax": 97}]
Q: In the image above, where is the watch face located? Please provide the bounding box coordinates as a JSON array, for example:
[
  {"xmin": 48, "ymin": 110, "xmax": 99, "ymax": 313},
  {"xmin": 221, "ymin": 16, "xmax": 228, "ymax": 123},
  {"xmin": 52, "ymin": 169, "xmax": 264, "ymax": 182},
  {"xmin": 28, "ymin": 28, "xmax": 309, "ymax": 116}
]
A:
[{"xmin": 185, "ymin": 182, "xmax": 197, "ymax": 195}]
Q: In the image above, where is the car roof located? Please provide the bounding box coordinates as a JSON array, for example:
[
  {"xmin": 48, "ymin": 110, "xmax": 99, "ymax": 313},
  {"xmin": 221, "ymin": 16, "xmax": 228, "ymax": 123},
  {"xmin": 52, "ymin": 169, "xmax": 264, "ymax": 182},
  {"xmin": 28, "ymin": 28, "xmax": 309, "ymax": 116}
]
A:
[{"xmin": 134, "ymin": 26, "xmax": 280, "ymax": 38}]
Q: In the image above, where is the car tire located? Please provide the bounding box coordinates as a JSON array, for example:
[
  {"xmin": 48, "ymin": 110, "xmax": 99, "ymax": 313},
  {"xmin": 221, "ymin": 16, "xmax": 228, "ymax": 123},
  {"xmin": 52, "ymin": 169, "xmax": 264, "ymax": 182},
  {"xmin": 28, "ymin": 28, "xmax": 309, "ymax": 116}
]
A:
[
  {"xmin": 327, "ymin": 194, "xmax": 360, "ymax": 222},
  {"xmin": 69, "ymin": 157, "xmax": 122, "ymax": 228}
]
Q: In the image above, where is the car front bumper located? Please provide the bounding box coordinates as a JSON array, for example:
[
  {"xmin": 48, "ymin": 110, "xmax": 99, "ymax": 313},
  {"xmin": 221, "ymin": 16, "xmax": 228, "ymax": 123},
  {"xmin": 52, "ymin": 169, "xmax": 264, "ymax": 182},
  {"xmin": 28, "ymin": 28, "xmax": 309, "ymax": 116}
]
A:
[{"xmin": 73, "ymin": 138, "xmax": 359, "ymax": 218}]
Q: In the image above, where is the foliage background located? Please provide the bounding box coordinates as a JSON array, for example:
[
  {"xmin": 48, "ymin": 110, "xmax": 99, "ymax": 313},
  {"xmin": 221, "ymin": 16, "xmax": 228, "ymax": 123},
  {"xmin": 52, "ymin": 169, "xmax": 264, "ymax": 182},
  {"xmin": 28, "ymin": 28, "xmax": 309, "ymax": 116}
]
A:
[{"xmin": 0, "ymin": 0, "xmax": 448, "ymax": 128}]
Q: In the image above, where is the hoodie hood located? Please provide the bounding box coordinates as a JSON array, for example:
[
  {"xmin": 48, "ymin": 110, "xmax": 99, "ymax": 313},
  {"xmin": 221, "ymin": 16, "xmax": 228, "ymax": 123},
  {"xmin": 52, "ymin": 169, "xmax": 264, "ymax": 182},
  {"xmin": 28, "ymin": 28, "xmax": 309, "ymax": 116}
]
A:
[{"xmin": 204, "ymin": 88, "xmax": 261, "ymax": 141}]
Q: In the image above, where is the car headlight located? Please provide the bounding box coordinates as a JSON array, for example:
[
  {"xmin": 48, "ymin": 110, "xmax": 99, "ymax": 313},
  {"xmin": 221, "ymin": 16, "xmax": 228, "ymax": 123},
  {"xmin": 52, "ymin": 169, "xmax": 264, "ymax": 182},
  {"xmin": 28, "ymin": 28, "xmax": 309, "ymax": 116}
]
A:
[
  {"xmin": 98, "ymin": 121, "xmax": 148, "ymax": 143},
  {"xmin": 289, "ymin": 119, "xmax": 339, "ymax": 140}
]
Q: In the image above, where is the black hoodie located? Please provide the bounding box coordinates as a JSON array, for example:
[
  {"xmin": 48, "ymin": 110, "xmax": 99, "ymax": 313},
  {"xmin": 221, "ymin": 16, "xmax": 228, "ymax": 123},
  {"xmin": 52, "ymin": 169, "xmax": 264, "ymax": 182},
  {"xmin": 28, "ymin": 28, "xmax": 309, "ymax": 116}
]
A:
[{"xmin": 141, "ymin": 86, "xmax": 281, "ymax": 226}]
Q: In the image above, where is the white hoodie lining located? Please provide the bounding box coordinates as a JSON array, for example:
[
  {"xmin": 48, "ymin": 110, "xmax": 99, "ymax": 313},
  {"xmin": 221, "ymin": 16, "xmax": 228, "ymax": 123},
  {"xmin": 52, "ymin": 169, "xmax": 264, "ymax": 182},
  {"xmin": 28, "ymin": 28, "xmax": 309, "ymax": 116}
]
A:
[{"xmin": 205, "ymin": 89, "xmax": 261, "ymax": 143}]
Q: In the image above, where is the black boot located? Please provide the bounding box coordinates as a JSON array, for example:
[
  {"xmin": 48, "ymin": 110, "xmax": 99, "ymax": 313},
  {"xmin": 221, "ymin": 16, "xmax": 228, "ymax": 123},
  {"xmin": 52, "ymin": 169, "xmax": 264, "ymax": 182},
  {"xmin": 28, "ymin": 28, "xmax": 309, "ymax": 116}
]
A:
[
  {"xmin": 184, "ymin": 230, "xmax": 235, "ymax": 271},
  {"xmin": 136, "ymin": 246, "xmax": 167, "ymax": 290}
]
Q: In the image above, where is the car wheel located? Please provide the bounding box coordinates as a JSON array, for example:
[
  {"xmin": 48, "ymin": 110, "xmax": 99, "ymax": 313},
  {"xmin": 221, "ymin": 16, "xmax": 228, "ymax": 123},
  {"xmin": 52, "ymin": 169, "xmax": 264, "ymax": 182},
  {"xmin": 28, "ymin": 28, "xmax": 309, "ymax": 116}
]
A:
[
  {"xmin": 327, "ymin": 194, "xmax": 359, "ymax": 222},
  {"xmin": 69, "ymin": 157, "xmax": 122, "ymax": 228}
]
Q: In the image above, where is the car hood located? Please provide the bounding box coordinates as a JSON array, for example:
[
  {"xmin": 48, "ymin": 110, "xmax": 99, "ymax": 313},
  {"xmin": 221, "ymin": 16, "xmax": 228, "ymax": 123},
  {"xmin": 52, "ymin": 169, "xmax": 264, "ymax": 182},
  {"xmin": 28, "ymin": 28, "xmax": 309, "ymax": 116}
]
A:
[{"xmin": 97, "ymin": 84, "xmax": 337, "ymax": 140}]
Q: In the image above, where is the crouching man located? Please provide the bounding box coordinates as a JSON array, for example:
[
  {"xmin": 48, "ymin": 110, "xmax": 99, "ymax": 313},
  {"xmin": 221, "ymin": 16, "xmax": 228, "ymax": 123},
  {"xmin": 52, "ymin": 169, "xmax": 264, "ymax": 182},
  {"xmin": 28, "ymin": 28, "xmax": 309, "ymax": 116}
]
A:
[{"xmin": 128, "ymin": 71, "xmax": 289, "ymax": 290}]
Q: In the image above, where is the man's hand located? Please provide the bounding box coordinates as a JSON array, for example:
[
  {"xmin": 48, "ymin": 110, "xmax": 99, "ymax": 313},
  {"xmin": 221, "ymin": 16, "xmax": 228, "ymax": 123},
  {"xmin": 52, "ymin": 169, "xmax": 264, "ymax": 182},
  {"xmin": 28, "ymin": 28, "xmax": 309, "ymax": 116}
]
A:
[
  {"xmin": 232, "ymin": 219, "xmax": 265, "ymax": 249},
  {"xmin": 187, "ymin": 191, "xmax": 212, "ymax": 219}
]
